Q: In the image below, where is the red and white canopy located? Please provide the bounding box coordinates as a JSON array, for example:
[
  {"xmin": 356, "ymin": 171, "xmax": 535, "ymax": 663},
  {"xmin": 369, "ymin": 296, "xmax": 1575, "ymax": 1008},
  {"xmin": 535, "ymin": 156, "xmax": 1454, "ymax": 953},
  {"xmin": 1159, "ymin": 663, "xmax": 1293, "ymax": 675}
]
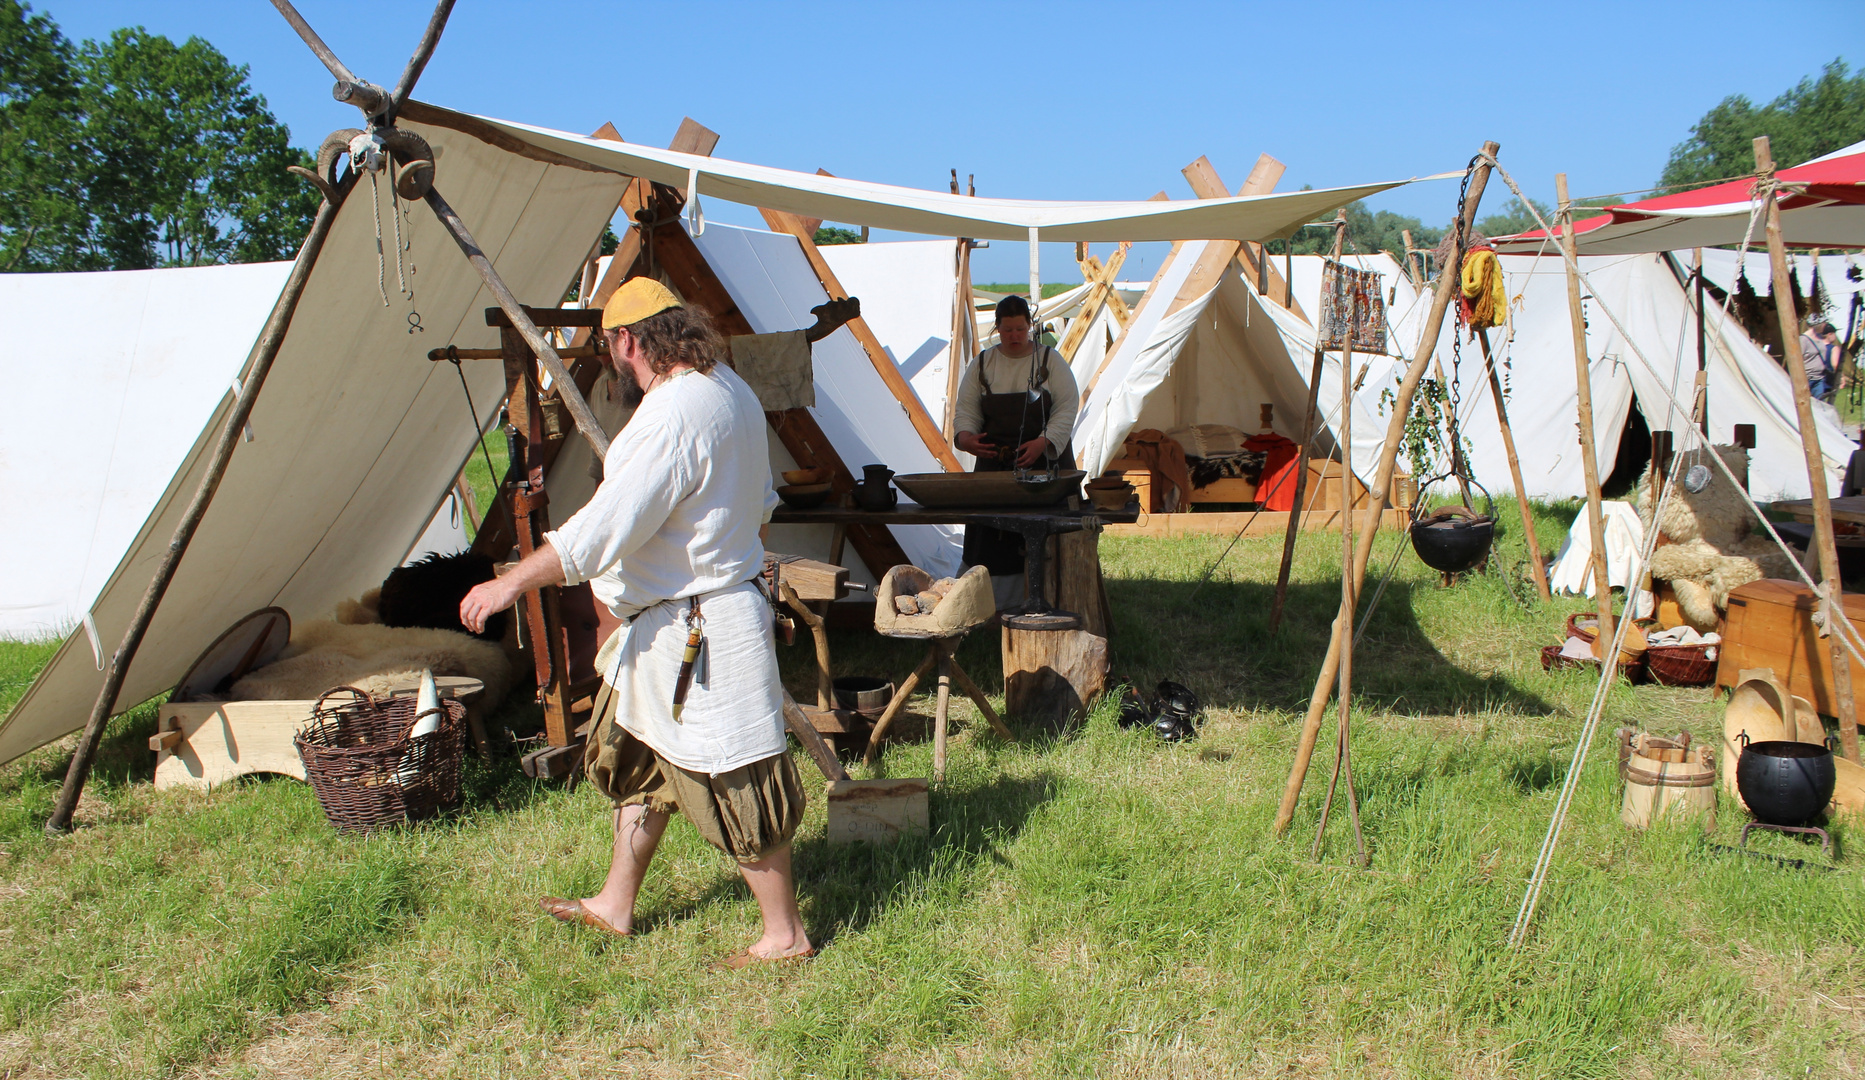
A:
[{"xmin": 1493, "ymin": 141, "xmax": 1865, "ymax": 255}]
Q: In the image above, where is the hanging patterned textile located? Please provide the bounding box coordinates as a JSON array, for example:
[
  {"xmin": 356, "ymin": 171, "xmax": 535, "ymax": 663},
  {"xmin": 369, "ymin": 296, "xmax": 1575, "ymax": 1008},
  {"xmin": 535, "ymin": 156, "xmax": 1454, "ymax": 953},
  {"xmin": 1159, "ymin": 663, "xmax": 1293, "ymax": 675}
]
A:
[{"xmin": 1317, "ymin": 260, "xmax": 1387, "ymax": 355}]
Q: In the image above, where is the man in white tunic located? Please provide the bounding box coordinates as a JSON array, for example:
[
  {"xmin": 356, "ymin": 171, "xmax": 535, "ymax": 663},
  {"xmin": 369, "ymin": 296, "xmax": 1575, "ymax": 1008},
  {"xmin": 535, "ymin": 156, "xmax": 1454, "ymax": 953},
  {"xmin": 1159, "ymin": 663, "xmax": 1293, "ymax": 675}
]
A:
[{"xmin": 459, "ymin": 277, "xmax": 811, "ymax": 967}]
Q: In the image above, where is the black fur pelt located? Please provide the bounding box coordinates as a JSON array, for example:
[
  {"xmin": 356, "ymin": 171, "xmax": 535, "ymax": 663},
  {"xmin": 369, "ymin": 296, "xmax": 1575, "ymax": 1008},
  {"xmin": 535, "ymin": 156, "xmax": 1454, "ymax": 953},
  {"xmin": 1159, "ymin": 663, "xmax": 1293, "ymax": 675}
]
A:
[
  {"xmin": 1187, "ymin": 450, "xmax": 1267, "ymax": 489},
  {"xmin": 378, "ymin": 550, "xmax": 505, "ymax": 641}
]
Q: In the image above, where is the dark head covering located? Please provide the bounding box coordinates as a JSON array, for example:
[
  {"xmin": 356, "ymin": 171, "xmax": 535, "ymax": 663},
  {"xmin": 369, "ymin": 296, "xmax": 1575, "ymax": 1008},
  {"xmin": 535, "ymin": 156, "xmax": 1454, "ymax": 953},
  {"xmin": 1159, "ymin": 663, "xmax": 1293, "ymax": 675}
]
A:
[{"xmin": 994, "ymin": 294, "xmax": 1033, "ymax": 324}]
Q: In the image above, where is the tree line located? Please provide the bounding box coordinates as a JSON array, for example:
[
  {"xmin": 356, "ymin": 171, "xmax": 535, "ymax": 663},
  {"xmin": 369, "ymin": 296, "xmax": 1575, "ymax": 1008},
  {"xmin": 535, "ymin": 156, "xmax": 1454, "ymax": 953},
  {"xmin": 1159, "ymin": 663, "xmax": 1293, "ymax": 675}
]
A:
[{"xmin": 0, "ymin": 1, "xmax": 316, "ymax": 272}]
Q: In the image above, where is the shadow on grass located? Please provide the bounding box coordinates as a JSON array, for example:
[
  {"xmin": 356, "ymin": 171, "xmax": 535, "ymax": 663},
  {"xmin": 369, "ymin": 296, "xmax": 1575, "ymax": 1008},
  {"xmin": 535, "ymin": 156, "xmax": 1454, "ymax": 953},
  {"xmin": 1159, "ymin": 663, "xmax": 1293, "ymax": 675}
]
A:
[
  {"xmin": 1104, "ymin": 573, "xmax": 1555, "ymax": 719},
  {"xmin": 619, "ymin": 770, "xmax": 1059, "ymax": 946}
]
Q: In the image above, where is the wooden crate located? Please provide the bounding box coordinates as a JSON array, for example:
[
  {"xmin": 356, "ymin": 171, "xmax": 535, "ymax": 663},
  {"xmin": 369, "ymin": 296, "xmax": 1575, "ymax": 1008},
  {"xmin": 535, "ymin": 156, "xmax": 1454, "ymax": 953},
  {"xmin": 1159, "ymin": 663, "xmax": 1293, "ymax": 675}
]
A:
[
  {"xmin": 1716, "ymin": 579, "xmax": 1865, "ymax": 715},
  {"xmin": 1187, "ymin": 477, "xmax": 1259, "ymax": 504},
  {"xmin": 1304, "ymin": 458, "xmax": 1373, "ymax": 512}
]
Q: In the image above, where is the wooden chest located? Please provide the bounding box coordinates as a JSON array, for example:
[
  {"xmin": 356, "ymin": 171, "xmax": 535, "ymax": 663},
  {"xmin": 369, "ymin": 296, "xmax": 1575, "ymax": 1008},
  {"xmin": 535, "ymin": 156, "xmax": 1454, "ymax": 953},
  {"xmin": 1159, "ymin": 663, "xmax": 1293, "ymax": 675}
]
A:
[{"xmin": 1715, "ymin": 578, "xmax": 1865, "ymax": 715}]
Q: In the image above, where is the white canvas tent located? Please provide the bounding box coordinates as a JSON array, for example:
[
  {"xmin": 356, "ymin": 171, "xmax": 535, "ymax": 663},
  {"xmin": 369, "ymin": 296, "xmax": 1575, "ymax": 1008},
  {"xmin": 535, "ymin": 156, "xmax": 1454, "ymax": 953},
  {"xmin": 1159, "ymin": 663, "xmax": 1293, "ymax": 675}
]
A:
[
  {"xmin": 0, "ymin": 263, "xmax": 292, "ymax": 641},
  {"xmin": 1417, "ymin": 253, "xmax": 1853, "ymax": 502},
  {"xmin": 1073, "ymin": 244, "xmax": 1396, "ymax": 485}
]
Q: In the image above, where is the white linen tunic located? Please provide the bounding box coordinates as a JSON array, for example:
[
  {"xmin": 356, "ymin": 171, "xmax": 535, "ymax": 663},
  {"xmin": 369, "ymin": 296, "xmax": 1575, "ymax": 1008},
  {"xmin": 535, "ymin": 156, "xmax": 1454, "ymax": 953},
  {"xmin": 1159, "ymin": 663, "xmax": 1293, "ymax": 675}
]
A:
[{"xmin": 545, "ymin": 364, "xmax": 784, "ymax": 774}]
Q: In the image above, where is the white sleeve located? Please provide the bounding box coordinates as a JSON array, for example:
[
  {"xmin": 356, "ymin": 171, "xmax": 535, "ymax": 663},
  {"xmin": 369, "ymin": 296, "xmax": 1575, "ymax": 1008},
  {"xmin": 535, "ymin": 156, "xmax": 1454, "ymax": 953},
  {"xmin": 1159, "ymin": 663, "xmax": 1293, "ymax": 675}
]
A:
[
  {"xmin": 952, "ymin": 351, "xmax": 987, "ymax": 437},
  {"xmin": 1041, "ymin": 346, "xmax": 1080, "ymax": 454},
  {"xmin": 545, "ymin": 414, "xmax": 691, "ymax": 585}
]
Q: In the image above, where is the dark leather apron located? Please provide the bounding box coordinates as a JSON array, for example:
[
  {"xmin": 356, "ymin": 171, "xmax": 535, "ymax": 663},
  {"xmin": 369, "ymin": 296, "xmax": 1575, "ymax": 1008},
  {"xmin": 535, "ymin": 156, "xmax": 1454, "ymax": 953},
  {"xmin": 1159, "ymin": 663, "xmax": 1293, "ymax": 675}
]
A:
[{"xmin": 962, "ymin": 345, "xmax": 1073, "ymax": 575}]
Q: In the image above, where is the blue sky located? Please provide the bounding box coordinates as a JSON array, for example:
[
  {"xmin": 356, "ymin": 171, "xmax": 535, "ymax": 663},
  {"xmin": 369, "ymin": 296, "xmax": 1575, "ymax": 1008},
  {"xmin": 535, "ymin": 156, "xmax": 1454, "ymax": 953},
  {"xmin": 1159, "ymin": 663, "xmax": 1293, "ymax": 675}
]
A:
[{"xmin": 37, "ymin": 0, "xmax": 1865, "ymax": 285}]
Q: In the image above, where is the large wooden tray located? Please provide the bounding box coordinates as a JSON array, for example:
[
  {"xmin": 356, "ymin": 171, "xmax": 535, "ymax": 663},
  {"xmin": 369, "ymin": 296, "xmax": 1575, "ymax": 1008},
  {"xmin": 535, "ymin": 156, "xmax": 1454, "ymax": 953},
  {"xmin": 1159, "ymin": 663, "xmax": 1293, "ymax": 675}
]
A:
[{"xmin": 891, "ymin": 470, "xmax": 1085, "ymax": 509}]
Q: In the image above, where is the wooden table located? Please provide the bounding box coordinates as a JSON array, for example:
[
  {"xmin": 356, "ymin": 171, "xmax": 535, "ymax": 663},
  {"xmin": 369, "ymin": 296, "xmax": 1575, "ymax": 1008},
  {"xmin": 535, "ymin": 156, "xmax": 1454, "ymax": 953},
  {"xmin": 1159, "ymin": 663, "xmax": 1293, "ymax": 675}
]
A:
[
  {"xmin": 769, "ymin": 501, "xmax": 1137, "ymax": 623},
  {"xmin": 1771, "ymin": 496, "xmax": 1865, "ymax": 527}
]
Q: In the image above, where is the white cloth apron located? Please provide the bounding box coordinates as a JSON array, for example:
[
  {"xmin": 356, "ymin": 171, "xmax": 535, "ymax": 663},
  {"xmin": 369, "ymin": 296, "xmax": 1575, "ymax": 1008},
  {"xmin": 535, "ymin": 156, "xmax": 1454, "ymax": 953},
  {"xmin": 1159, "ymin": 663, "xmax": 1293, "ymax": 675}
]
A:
[{"xmin": 592, "ymin": 579, "xmax": 786, "ymax": 775}]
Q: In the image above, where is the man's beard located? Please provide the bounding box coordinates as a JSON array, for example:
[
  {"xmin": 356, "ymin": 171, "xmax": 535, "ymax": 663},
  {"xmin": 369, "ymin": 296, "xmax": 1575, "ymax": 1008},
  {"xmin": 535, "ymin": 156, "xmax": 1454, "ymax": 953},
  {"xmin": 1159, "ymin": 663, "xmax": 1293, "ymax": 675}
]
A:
[{"xmin": 611, "ymin": 361, "xmax": 646, "ymax": 408}]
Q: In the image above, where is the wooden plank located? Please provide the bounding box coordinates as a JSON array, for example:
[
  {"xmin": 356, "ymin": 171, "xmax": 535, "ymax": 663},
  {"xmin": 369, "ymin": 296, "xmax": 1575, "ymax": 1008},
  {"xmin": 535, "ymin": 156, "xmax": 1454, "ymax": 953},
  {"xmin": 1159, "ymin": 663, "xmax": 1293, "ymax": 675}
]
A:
[
  {"xmin": 1756, "ymin": 134, "xmax": 1858, "ymax": 761},
  {"xmin": 1103, "ymin": 508, "xmax": 1408, "ymax": 538},
  {"xmin": 772, "ymin": 555, "xmax": 850, "ymax": 602},
  {"xmin": 824, "ymin": 778, "xmax": 929, "ymax": 843},
  {"xmin": 758, "ymin": 203, "xmax": 964, "ymax": 473},
  {"xmin": 1558, "ymin": 173, "xmax": 1616, "ymax": 652},
  {"xmin": 486, "ymin": 306, "xmax": 604, "ymax": 328},
  {"xmin": 153, "ymin": 701, "xmax": 311, "ymax": 790},
  {"xmin": 1081, "ymin": 192, "xmax": 1176, "ymax": 402},
  {"xmin": 670, "ymin": 117, "xmax": 720, "ymax": 156},
  {"xmin": 1179, "ymin": 154, "xmax": 1308, "ymax": 322}
]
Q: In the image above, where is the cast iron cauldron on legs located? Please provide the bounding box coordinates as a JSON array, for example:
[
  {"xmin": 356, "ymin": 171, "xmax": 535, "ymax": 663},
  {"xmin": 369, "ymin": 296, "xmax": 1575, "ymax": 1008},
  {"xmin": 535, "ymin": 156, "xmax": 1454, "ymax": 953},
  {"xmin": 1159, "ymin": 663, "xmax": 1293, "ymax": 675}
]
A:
[{"xmin": 1736, "ymin": 732, "xmax": 1837, "ymax": 826}]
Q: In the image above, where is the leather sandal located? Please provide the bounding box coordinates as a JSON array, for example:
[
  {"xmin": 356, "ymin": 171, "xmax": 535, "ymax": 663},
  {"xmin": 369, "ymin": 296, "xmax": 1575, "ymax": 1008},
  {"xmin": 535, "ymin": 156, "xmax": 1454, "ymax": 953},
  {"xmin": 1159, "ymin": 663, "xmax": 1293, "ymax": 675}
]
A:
[
  {"xmin": 538, "ymin": 896, "xmax": 629, "ymax": 937},
  {"xmin": 713, "ymin": 946, "xmax": 816, "ymax": 971}
]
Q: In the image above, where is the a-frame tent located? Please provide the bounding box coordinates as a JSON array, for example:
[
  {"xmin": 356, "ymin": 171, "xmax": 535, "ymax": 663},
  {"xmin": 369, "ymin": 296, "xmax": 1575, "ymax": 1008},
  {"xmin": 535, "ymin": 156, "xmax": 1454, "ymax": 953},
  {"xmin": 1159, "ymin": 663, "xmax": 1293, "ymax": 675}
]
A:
[
  {"xmin": 1418, "ymin": 252, "xmax": 1853, "ymax": 501},
  {"xmin": 0, "ymin": 114, "xmax": 616, "ymax": 766},
  {"xmin": 1074, "ymin": 245, "xmax": 1394, "ymax": 487}
]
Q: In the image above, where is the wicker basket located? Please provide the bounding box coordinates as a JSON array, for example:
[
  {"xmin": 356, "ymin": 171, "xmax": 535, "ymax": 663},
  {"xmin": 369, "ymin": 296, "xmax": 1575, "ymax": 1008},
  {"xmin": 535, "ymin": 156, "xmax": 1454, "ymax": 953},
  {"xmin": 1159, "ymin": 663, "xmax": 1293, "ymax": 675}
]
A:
[
  {"xmin": 1541, "ymin": 644, "xmax": 1645, "ymax": 682},
  {"xmin": 1646, "ymin": 643, "xmax": 1717, "ymax": 687},
  {"xmin": 1565, "ymin": 612, "xmax": 1598, "ymax": 644},
  {"xmin": 294, "ymin": 686, "xmax": 467, "ymax": 833}
]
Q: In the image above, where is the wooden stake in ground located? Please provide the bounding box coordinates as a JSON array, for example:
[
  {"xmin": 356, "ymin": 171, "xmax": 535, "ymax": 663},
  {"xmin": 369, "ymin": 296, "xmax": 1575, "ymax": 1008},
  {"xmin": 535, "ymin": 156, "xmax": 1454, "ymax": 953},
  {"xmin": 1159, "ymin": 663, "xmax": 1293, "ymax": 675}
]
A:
[
  {"xmin": 1268, "ymin": 212, "xmax": 1346, "ymax": 632},
  {"xmin": 1557, "ymin": 173, "xmax": 1615, "ymax": 652},
  {"xmin": 1755, "ymin": 135, "xmax": 1859, "ymax": 763},
  {"xmin": 1311, "ymin": 292, "xmax": 1368, "ymax": 864},
  {"xmin": 1475, "ymin": 329, "xmax": 1551, "ymax": 600},
  {"xmin": 1273, "ymin": 140, "xmax": 1501, "ymax": 836},
  {"xmin": 47, "ymin": 193, "xmax": 344, "ymax": 835}
]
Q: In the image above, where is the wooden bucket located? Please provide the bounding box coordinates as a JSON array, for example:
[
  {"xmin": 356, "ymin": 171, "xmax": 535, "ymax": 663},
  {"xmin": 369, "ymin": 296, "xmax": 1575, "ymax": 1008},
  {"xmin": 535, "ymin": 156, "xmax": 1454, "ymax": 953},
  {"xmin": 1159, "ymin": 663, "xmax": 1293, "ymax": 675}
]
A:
[{"xmin": 1619, "ymin": 730, "xmax": 1716, "ymax": 831}]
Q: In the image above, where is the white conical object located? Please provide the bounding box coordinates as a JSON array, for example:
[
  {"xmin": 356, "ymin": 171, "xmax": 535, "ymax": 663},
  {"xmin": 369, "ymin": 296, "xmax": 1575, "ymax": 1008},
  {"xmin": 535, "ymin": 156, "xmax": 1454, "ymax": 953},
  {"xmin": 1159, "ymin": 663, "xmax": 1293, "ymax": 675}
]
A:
[
  {"xmin": 412, "ymin": 668, "xmax": 441, "ymax": 738},
  {"xmin": 396, "ymin": 669, "xmax": 443, "ymax": 786}
]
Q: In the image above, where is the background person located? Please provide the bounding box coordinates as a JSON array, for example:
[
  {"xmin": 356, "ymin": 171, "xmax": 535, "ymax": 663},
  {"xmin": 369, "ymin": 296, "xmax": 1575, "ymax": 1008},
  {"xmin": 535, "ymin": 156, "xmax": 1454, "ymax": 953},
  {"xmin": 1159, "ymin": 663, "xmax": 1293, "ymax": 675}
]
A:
[
  {"xmin": 951, "ymin": 294, "xmax": 1080, "ymax": 603},
  {"xmin": 458, "ymin": 277, "xmax": 811, "ymax": 969},
  {"xmin": 1802, "ymin": 319, "xmax": 1839, "ymax": 400}
]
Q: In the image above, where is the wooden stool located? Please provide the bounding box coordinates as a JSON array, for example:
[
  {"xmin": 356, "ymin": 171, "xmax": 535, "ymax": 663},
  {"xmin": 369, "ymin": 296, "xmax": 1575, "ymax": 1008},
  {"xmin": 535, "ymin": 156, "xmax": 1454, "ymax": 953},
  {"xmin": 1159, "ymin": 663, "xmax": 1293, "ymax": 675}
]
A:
[{"xmin": 865, "ymin": 566, "xmax": 1015, "ymax": 779}]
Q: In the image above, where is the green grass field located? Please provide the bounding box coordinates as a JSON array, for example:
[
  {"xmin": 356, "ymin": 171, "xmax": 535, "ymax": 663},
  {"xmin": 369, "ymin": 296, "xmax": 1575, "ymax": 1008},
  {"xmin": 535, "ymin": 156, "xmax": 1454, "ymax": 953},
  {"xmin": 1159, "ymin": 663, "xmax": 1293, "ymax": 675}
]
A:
[{"xmin": 3, "ymin": 502, "xmax": 1862, "ymax": 1078}]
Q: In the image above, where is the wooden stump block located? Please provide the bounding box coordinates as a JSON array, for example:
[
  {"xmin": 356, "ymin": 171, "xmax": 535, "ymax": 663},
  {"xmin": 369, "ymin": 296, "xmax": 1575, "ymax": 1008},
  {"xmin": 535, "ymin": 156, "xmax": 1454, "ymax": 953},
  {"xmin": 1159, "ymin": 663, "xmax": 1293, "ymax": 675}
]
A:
[{"xmin": 1001, "ymin": 627, "xmax": 1108, "ymax": 732}]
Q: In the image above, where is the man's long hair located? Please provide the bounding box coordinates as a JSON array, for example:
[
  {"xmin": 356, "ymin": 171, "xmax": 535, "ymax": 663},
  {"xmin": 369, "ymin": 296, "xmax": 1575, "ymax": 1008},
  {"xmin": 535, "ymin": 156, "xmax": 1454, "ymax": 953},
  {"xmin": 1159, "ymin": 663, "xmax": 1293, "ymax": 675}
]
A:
[{"xmin": 628, "ymin": 305, "xmax": 724, "ymax": 376}]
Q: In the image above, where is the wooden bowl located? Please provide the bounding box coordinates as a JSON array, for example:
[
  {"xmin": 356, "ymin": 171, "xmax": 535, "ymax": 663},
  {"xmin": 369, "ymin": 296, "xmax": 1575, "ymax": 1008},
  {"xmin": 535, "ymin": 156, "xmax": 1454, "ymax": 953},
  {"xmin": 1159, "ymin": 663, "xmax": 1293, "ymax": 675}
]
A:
[
  {"xmin": 782, "ymin": 468, "xmax": 828, "ymax": 486},
  {"xmin": 776, "ymin": 482, "xmax": 833, "ymax": 509}
]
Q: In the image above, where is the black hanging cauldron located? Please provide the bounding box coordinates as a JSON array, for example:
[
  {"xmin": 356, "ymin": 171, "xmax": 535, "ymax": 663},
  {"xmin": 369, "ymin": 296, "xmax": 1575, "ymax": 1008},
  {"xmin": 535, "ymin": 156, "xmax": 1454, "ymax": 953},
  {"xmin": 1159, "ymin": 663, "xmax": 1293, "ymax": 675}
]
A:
[
  {"xmin": 1736, "ymin": 732, "xmax": 1837, "ymax": 826},
  {"xmin": 1410, "ymin": 494, "xmax": 1496, "ymax": 575}
]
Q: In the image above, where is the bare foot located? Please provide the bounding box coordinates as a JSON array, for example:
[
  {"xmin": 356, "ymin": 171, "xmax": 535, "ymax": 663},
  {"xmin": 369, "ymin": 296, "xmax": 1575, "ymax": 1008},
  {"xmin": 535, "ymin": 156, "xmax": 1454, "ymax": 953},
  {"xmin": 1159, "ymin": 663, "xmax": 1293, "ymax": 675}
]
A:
[{"xmin": 745, "ymin": 927, "xmax": 813, "ymax": 959}]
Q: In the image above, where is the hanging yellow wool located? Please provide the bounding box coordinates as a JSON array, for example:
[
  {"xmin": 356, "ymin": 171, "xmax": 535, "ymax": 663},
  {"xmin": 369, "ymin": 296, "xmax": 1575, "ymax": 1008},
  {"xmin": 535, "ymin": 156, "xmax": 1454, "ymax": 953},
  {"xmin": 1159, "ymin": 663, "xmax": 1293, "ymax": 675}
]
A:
[{"xmin": 1460, "ymin": 249, "xmax": 1507, "ymax": 330}]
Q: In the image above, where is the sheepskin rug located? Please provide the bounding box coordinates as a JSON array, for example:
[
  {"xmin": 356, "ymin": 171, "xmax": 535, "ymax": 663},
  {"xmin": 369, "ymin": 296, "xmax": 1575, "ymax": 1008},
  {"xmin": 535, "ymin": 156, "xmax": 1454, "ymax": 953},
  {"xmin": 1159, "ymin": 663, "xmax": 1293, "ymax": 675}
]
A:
[
  {"xmin": 1637, "ymin": 444, "xmax": 1809, "ymax": 632},
  {"xmin": 228, "ymin": 619, "xmax": 515, "ymax": 716}
]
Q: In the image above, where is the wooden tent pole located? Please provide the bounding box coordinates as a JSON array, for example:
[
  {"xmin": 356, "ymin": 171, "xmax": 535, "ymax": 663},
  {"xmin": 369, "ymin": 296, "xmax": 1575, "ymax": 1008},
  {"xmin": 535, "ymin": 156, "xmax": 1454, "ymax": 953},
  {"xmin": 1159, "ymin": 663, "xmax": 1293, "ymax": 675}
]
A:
[
  {"xmin": 1755, "ymin": 136, "xmax": 1859, "ymax": 762},
  {"xmin": 1557, "ymin": 173, "xmax": 1615, "ymax": 651},
  {"xmin": 1476, "ymin": 329, "xmax": 1551, "ymax": 600},
  {"xmin": 424, "ymin": 186, "xmax": 611, "ymax": 458},
  {"xmin": 1273, "ymin": 140, "xmax": 1500, "ymax": 836},
  {"xmin": 47, "ymin": 193, "xmax": 343, "ymax": 835},
  {"xmin": 1267, "ymin": 212, "xmax": 1345, "ymax": 632}
]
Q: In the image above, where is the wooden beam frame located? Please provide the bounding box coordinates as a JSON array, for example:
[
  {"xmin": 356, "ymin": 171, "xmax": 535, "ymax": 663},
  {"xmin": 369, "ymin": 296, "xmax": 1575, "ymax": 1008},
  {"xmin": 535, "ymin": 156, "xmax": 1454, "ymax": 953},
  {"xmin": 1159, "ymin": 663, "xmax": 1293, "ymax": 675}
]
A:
[{"xmin": 759, "ymin": 199, "xmax": 963, "ymax": 472}]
